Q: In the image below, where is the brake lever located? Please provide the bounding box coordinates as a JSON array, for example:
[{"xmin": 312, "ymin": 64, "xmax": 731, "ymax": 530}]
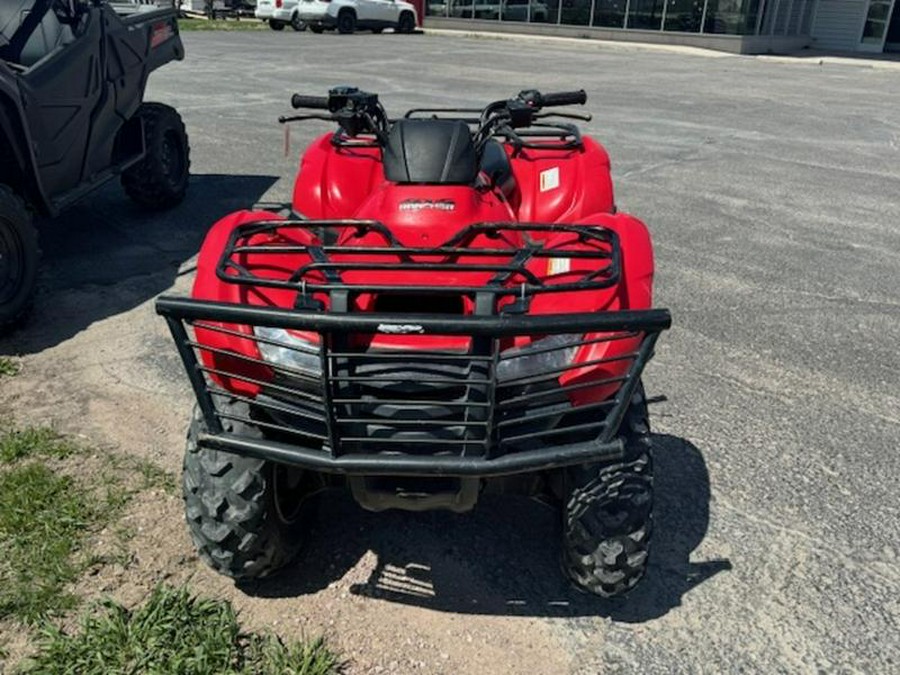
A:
[
  {"xmin": 534, "ymin": 111, "xmax": 593, "ymax": 122},
  {"xmin": 278, "ymin": 114, "xmax": 336, "ymax": 124}
]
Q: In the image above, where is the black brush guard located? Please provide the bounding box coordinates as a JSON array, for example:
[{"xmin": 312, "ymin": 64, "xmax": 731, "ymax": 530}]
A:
[{"xmin": 157, "ymin": 220, "xmax": 671, "ymax": 478}]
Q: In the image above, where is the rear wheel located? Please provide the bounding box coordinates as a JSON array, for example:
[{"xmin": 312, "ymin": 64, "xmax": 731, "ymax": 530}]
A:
[
  {"xmin": 562, "ymin": 384, "xmax": 654, "ymax": 597},
  {"xmin": 183, "ymin": 402, "xmax": 317, "ymax": 580},
  {"xmin": 397, "ymin": 11, "xmax": 415, "ymax": 33},
  {"xmin": 291, "ymin": 13, "xmax": 306, "ymax": 31},
  {"xmin": 269, "ymin": 19, "xmax": 286, "ymax": 30},
  {"xmin": 121, "ymin": 103, "xmax": 190, "ymax": 211},
  {"xmin": 337, "ymin": 10, "xmax": 356, "ymax": 34},
  {"xmin": 0, "ymin": 185, "xmax": 38, "ymax": 336}
]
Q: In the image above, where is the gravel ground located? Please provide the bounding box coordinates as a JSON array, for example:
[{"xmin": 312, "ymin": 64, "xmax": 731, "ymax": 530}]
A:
[{"xmin": 1, "ymin": 30, "xmax": 898, "ymax": 673}]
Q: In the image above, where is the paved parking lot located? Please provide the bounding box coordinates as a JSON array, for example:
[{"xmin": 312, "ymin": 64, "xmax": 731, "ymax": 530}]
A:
[{"xmin": 2, "ymin": 30, "xmax": 899, "ymax": 673}]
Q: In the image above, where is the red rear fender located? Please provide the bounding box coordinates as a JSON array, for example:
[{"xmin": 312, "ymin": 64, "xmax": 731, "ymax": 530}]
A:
[
  {"xmin": 509, "ymin": 136, "xmax": 615, "ymax": 223},
  {"xmin": 292, "ymin": 134, "xmax": 384, "ymax": 219}
]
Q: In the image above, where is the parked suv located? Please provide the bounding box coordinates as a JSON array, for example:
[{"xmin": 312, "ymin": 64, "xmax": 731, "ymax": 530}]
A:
[
  {"xmin": 255, "ymin": 0, "xmax": 306, "ymax": 30},
  {"xmin": 299, "ymin": 0, "xmax": 417, "ymax": 34}
]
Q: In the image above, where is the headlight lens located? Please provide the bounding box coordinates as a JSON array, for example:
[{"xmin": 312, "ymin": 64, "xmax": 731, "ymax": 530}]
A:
[
  {"xmin": 496, "ymin": 334, "xmax": 581, "ymax": 383},
  {"xmin": 254, "ymin": 327, "xmax": 322, "ymax": 377}
]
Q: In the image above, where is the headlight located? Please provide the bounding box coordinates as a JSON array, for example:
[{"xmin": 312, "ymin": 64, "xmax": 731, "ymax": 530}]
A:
[
  {"xmin": 496, "ymin": 334, "xmax": 581, "ymax": 383},
  {"xmin": 254, "ymin": 327, "xmax": 322, "ymax": 377}
]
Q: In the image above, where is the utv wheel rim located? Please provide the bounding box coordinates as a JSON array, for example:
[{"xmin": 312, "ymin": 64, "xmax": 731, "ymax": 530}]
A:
[
  {"xmin": 160, "ymin": 130, "xmax": 186, "ymax": 188},
  {"xmin": 0, "ymin": 219, "xmax": 25, "ymax": 305},
  {"xmin": 273, "ymin": 465, "xmax": 306, "ymax": 525}
]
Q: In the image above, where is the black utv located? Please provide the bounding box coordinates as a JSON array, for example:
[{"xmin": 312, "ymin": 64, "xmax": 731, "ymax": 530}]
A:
[{"xmin": 0, "ymin": 0, "xmax": 190, "ymax": 334}]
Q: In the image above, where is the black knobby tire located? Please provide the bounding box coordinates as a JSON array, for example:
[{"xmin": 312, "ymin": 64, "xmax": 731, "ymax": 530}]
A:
[
  {"xmin": 183, "ymin": 402, "xmax": 312, "ymax": 580},
  {"xmin": 0, "ymin": 185, "xmax": 39, "ymax": 336},
  {"xmin": 337, "ymin": 10, "xmax": 356, "ymax": 34},
  {"xmin": 122, "ymin": 103, "xmax": 190, "ymax": 211},
  {"xmin": 562, "ymin": 384, "xmax": 654, "ymax": 597},
  {"xmin": 269, "ymin": 19, "xmax": 286, "ymax": 30},
  {"xmin": 397, "ymin": 11, "xmax": 415, "ymax": 34},
  {"xmin": 291, "ymin": 14, "xmax": 306, "ymax": 31}
]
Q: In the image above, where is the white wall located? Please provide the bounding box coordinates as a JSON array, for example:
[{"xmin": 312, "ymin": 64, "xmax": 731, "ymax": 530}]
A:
[{"xmin": 811, "ymin": 0, "xmax": 868, "ymax": 50}]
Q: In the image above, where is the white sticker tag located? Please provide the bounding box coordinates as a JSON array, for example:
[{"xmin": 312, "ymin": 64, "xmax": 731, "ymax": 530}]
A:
[
  {"xmin": 548, "ymin": 258, "xmax": 571, "ymax": 276},
  {"xmin": 540, "ymin": 167, "xmax": 560, "ymax": 192}
]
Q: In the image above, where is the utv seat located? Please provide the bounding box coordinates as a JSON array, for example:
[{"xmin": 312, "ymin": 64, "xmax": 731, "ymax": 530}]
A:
[{"xmin": 0, "ymin": 1, "xmax": 75, "ymax": 68}]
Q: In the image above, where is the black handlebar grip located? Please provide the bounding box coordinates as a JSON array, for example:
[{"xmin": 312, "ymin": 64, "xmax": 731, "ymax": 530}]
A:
[
  {"xmin": 541, "ymin": 90, "xmax": 587, "ymax": 107},
  {"xmin": 291, "ymin": 94, "xmax": 330, "ymax": 110}
]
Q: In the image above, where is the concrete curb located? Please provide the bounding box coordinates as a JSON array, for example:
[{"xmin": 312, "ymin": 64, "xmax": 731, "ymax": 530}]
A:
[{"xmin": 423, "ymin": 27, "xmax": 900, "ymax": 70}]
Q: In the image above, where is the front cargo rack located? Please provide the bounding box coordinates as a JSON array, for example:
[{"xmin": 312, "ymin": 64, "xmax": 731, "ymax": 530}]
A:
[
  {"xmin": 216, "ymin": 220, "xmax": 620, "ymax": 305},
  {"xmin": 157, "ymin": 304, "xmax": 670, "ymax": 478}
]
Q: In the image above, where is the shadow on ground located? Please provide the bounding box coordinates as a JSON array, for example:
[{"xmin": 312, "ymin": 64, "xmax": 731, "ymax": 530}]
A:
[
  {"xmin": 242, "ymin": 433, "xmax": 730, "ymax": 621},
  {"xmin": 0, "ymin": 173, "xmax": 279, "ymax": 355}
]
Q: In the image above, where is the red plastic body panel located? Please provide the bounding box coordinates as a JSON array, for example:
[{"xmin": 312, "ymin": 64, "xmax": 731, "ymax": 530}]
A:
[
  {"xmin": 194, "ymin": 131, "xmax": 654, "ymax": 407},
  {"xmin": 506, "ymin": 136, "xmax": 615, "ymax": 223}
]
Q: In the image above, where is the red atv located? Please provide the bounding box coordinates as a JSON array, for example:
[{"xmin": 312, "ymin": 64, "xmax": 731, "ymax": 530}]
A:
[{"xmin": 157, "ymin": 87, "xmax": 671, "ymax": 597}]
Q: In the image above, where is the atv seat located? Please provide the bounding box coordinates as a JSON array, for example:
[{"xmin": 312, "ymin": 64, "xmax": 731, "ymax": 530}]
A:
[
  {"xmin": 0, "ymin": 1, "xmax": 76, "ymax": 68},
  {"xmin": 384, "ymin": 119, "xmax": 479, "ymax": 184}
]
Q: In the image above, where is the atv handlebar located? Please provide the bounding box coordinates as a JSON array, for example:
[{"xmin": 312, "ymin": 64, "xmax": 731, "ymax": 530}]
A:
[
  {"xmin": 284, "ymin": 87, "xmax": 589, "ymax": 152},
  {"xmin": 291, "ymin": 94, "xmax": 330, "ymax": 110},
  {"xmin": 539, "ymin": 90, "xmax": 587, "ymax": 108}
]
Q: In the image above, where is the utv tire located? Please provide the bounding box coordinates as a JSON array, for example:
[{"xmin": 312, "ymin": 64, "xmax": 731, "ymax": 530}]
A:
[
  {"xmin": 291, "ymin": 14, "xmax": 306, "ymax": 31},
  {"xmin": 562, "ymin": 384, "xmax": 653, "ymax": 597},
  {"xmin": 337, "ymin": 10, "xmax": 356, "ymax": 34},
  {"xmin": 0, "ymin": 185, "xmax": 39, "ymax": 336},
  {"xmin": 397, "ymin": 11, "xmax": 415, "ymax": 34},
  {"xmin": 122, "ymin": 103, "xmax": 190, "ymax": 211},
  {"xmin": 183, "ymin": 402, "xmax": 312, "ymax": 580},
  {"xmin": 269, "ymin": 19, "xmax": 286, "ymax": 30}
]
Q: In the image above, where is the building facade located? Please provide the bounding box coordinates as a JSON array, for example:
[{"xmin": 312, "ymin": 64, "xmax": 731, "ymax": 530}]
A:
[{"xmin": 425, "ymin": 0, "xmax": 900, "ymax": 53}]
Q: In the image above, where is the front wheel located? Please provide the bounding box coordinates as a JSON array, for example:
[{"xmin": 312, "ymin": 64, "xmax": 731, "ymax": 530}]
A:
[
  {"xmin": 561, "ymin": 384, "xmax": 654, "ymax": 597},
  {"xmin": 121, "ymin": 103, "xmax": 190, "ymax": 211},
  {"xmin": 0, "ymin": 185, "xmax": 39, "ymax": 335},
  {"xmin": 291, "ymin": 14, "xmax": 306, "ymax": 31},
  {"xmin": 183, "ymin": 402, "xmax": 317, "ymax": 580},
  {"xmin": 337, "ymin": 10, "xmax": 356, "ymax": 34},
  {"xmin": 397, "ymin": 11, "xmax": 415, "ymax": 33},
  {"xmin": 269, "ymin": 19, "xmax": 286, "ymax": 30}
]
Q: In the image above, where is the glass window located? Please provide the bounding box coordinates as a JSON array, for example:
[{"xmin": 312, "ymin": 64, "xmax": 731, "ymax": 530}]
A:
[
  {"xmin": 861, "ymin": 0, "xmax": 894, "ymax": 44},
  {"xmin": 627, "ymin": 0, "xmax": 664, "ymax": 30},
  {"xmin": 427, "ymin": 0, "xmax": 450, "ymax": 16},
  {"xmin": 593, "ymin": 0, "xmax": 627, "ymax": 28},
  {"xmin": 533, "ymin": 0, "xmax": 560, "ymax": 22},
  {"xmin": 502, "ymin": 0, "xmax": 531, "ymax": 21},
  {"xmin": 528, "ymin": 0, "xmax": 557, "ymax": 22},
  {"xmin": 560, "ymin": 0, "xmax": 592, "ymax": 25},
  {"xmin": 472, "ymin": 0, "xmax": 501, "ymax": 20},
  {"xmin": 663, "ymin": 0, "xmax": 704, "ymax": 31},
  {"xmin": 703, "ymin": 0, "xmax": 760, "ymax": 34},
  {"xmin": 449, "ymin": 0, "xmax": 475, "ymax": 18}
]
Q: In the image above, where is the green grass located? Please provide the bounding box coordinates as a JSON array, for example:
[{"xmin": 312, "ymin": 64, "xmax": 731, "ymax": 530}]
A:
[
  {"xmin": 19, "ymin": 586, "xmax": 340, "ymax": 675},
  {"xmin": 0, "ymin": 428, "xmax": 124, "ymax": 623},
  {"xmin": 0, "ymin": 426, "xmax": 77, "ymax": 463},
  {"xmin": 0, "ymin": 356, "xmax": 19, "ymax": 377},
  {"xmin": 179, "ymin": 18, "xmax": 269, "ymax": 31}
]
